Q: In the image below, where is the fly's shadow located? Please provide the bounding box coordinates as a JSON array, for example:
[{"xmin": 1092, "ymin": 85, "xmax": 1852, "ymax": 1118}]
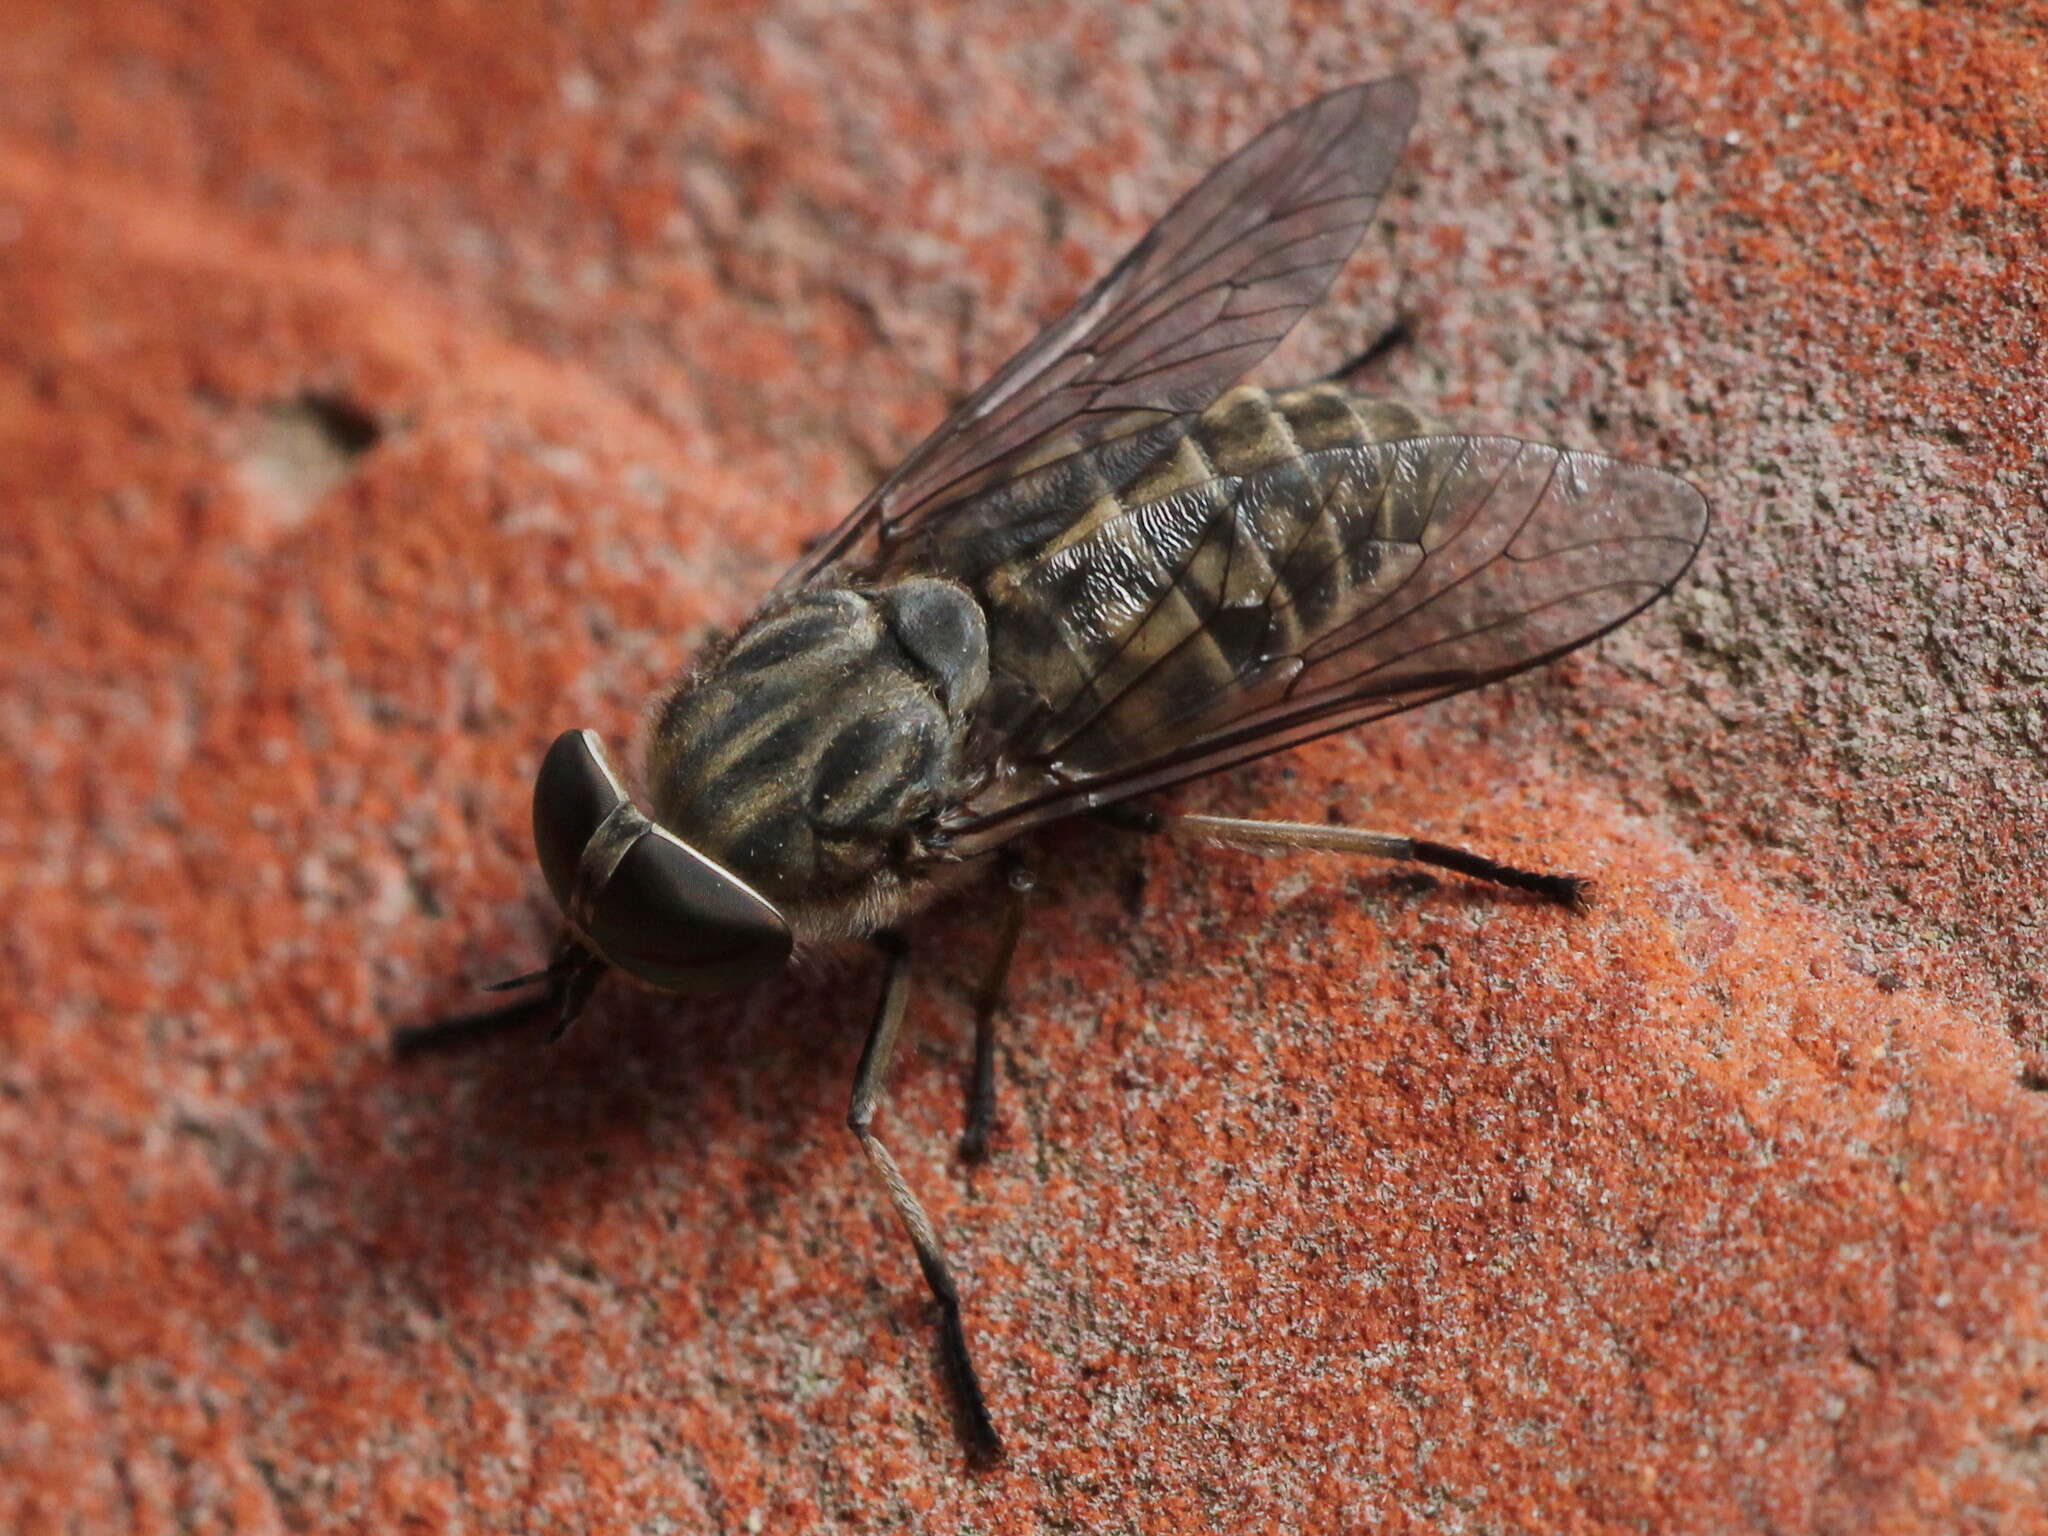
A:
[{"xmin": 313, "ymin": 964, "xmax": 862, "ymax": 1326}]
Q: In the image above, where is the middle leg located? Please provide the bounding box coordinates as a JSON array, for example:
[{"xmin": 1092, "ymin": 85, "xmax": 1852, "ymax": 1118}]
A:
[{"xmin": 960, "ymin": 859, "xmax": 1033, "ymax": 1164}]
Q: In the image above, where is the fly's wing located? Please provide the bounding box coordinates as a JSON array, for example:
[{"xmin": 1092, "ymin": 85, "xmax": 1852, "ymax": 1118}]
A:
[
  {"xmin": 941, "ymin": 436, "xmax": 1709, "ymax": 853},
  {"xmin": 777, "ymin": 77, "xmax": 1419, "ymax": 592}
]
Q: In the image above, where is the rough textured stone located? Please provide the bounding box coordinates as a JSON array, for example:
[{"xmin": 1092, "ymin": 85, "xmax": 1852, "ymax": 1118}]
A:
[{"xmin": 2, "ymin": 2, "xmax": 2043, "ymax": 1532}]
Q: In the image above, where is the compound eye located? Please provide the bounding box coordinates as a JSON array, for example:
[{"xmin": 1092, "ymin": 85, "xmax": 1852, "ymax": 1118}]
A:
[
  {"xmin": 530, "ymin": 728, "xmax": 791, "ymax": 993},
  {"xmin": 582, "ymin": 826, "xmax": 792, "ymax": 993},
  {"xmin": 531, "ymin": 729, "xmax": 630, "ymax": 918}
]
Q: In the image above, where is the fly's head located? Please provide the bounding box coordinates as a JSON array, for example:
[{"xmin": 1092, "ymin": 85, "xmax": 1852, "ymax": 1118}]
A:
[{"xmin": 531, "ymin": 728, "xmax": 792, "ymax": 992}]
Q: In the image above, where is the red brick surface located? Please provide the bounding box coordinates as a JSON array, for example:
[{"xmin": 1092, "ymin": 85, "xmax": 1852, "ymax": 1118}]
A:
[{"xmin": 3, "ymin": 3, "xmax": 2044, "ymax": 1532}]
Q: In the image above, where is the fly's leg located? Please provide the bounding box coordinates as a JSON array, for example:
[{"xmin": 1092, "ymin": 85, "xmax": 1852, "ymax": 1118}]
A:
[
  {"xmin": 850, "ymin": 934, "xmax": 1004, "ymax": 1464},
  {"xmin": 391, "ymin": 938, "xmax": 606, "ymax": 1057},
  {"xmin": 960, "ymin": 861, "xmax": 1033, "ymax": 1164},
  {"xmin": 1325, "ymin": 314, "xmax": 1416, "ymax": 385},
  {"xmin": 1098, "ymin": 805, "xmax": 1589, "ymax": 909}
]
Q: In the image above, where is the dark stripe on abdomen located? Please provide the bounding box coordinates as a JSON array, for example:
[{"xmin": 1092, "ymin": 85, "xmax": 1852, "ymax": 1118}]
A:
[{"xmin": 980, "ymin": 385, "xmax": 1439, "ymax": 773}]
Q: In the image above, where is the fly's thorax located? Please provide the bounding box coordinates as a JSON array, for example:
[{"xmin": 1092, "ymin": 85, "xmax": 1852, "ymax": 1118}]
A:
[{"xmin": 643, "ymin": 578, "xmax": 990, "ymax": 911}]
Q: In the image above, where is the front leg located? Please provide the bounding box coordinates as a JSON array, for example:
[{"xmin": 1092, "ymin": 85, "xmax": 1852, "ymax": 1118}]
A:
[
  {"xmin": 391, "ymin": 936, "xmax": 607, "ymax": 1057},
  {"xmin": 849, "ymin": 934, "xmax": 1004, "ymax": 1464}
]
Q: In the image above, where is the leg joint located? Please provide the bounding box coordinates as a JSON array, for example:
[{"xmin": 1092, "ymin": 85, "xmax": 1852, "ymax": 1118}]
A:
[
  {"xmin": 1092, "ymin": 802, "xmax": 1163, "ymax": 834},
  {"xmin": 916, "ymin": 1249, "xmax": 961, "ymax": 1309}
]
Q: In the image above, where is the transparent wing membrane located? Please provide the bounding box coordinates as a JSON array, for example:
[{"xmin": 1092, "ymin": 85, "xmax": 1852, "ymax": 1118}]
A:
[
  {"xmin": 754, "ymin": 77, "xmax": 1707, "ymax": 857},
  {"xmin": 944, "ymin": 436, "xmax": 1709, "ymax": 849},
  {"xmin": 781, "ymin": 78, "xmax": 1418, "ymax": 589}
]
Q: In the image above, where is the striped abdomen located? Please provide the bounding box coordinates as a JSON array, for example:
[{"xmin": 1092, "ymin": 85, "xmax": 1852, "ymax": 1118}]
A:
[
  {"xmin": 644, "ymin": 579, "xmax": 988, "ymax": 907},
  {"xmin": 967, "ymin": 383, "xmax": 1444, "ymax": 775}
]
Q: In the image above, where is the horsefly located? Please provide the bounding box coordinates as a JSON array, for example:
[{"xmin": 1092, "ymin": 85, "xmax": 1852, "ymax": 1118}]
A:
[{"xmin": 397, "ymin": 77, "xmax": 1709, "ymax": 1461}]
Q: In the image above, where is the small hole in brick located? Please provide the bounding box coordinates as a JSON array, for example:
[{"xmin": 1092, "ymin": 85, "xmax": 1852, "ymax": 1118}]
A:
[
  {"xmin": 236, "ymin": 390, "xmax": 384, "ymax": 531},
  {"xmin": 297, "ymin": 390, "xmax": 382, "ymax": 455}
]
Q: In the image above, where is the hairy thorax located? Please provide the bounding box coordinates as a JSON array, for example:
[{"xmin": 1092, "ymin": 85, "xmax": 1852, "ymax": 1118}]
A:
[{"xmin": 642, "ymin": 579, "xmax": 990, "ymax": 928}]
